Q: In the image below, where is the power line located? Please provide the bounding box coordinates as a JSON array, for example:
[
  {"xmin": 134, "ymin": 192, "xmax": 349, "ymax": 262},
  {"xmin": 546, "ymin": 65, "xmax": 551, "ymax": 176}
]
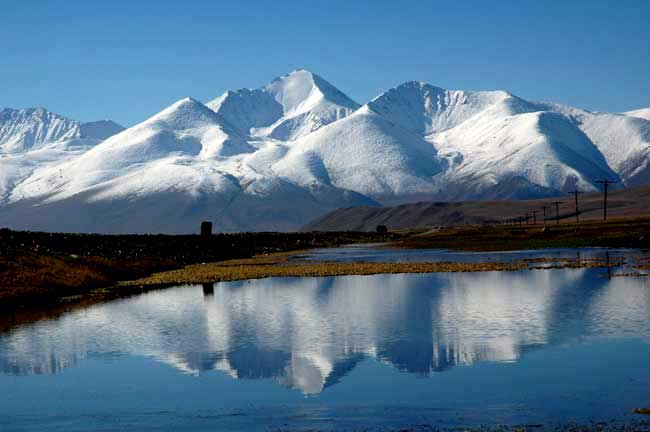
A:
[
  {"xmin": 595, "ymin": 179, "xmax": 619, "ymax": 221},
  {"xmin": 553, "ymin": 201, "xmax": 563, "ymax": 225},
  {"xmin": 567, "ymin": 190, "xmax": 584, "ymax": 223}
]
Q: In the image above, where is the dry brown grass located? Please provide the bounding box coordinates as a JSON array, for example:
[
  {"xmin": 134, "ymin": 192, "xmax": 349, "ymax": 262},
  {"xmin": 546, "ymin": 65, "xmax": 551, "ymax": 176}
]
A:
[
  {"xmin": 118, "ymin": 251, "xmax": 625, "ymax": 289},
  {"xmin": 0, "ymin": 253, "xmax": 175, "ymax": 306},
  {"xmin": 0, "ymin": 229, "xmax": 394, "ymax": 307},
  {"xmin": 2, "ymin": 247, "xmax": 640, "ymax": 333},
  {"xmin": 119, "ymin": 259, "xmax": 528, "ymax": 288}
]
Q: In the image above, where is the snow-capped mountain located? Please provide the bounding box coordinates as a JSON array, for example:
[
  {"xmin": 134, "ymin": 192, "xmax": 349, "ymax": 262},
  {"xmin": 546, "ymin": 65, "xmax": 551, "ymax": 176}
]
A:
[
  {"xmin": 366, "ymin": 81, "xmax": 650, "ymax": 198},
  {"xmin": 1, "ymin": 95, "xmax": 373, "ymax": 233},
  {"xmin": 0, "ymin": 108, "xmax": 124, "ymax": 203},
  {"xmin": 541, "ymin": 103, "xmax": 650, "ymax": 187},
  {"xmin": 625, "ymin": 108, "xmax": 650, "ymax": 121},
  {"xmin": 0, "ymin": 107, "xmax": 123, "ymax": 153},
  {"xmin": 207, "ymin": 69, "xmax": 360, "ymax": 141},
  {"xmin": 275, "ymin": 105, "xmax": 444, "ymax": 201},
  {"xmin": 367, "ymin": 81, "xmax": 521, "ymax": 135},
  {"xmin": 0, "ymin": 108, "xmax": 79, "ymax": 154},
  {"xmin": 0, "ymin": 70, "xmax": 648, "ymax": 233}
]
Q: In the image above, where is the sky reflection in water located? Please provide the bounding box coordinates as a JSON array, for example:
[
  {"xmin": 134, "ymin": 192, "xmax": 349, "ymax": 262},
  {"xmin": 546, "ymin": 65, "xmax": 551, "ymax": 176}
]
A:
[{"xmin": 1, "ymin": 266, "xmax": 649, "ymax": 430}]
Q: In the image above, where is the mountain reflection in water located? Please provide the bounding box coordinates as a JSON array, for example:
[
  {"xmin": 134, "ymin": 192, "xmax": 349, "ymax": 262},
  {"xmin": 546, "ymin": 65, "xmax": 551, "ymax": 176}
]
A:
[{"xmin": 1, "ymin": 269, "xmax": 649, "ymax": 395}]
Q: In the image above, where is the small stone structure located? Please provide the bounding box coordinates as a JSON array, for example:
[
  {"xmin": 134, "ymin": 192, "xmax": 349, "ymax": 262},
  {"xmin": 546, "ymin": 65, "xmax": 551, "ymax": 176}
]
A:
[{"xmin": 200, "ymin": 221, "xmax": 213, "ymax": 238}]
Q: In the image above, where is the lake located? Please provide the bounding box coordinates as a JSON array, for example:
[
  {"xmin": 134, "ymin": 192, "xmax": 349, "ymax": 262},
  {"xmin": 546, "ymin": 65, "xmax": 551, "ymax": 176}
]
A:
[{"xmin": 1, "ymin": 258, "xmax": 650, "ymax": 430}]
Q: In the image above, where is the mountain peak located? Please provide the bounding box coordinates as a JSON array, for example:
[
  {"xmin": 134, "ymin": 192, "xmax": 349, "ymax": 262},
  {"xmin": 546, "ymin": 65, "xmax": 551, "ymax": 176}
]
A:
[
  {"xmin": 0, "ymin": 107, "xmax": 81, "ymax": 153},
  {"xmin": 368, "ymin": 81, "xmax": 516, "ymax": 135},
  {"xmin": 150, "ymin": 97, "xmax": 221, "ymax": 127},
  {"xmin": 171, "ymin": 96, "xmax": 203, "ymax": 108},
  {"xmin": 394, "ymin": 80, "xmax": 443, "ymax": 92},
  {"xmin": 1, "ymin": 106, "xmax": 60, "ymax": 119},
  {"xmin": 207, "ymin": 71, "xmax": 360, "ymax": 140},
  {"xmin": 273, "ymin": 68, "xmax": 318, "ymax": 83},
  {"xmin": 1, "ymin": 107, "xmax": 124, "ymax": 154},
  {"xmin": 3, "ymin": 72, "xmax": 650, "ymax": 233},
  {"xmin": 264, "ymin": 70, "xmax": 359, "ymax": 114}
]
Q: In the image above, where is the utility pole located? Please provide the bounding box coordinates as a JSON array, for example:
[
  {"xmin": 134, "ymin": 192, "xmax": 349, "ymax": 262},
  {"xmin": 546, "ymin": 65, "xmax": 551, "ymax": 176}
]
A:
[
  {"xmin": 553, "ymin": 201, "xmax": 563, "ymax": 225},
  {"xmin": 567, "ymin": 190, "xmax": 584, "ymax": 223},
  {"xmin": 542, "ymin": 206, "xmax": 548, "ymax": 225},
  {"xmin": 595, "ymin": 179, "xmax": 619, "ymax": 221},
  {"xmin": 532, "ymin": 210, "xmax": 537, "ymax": 225}
]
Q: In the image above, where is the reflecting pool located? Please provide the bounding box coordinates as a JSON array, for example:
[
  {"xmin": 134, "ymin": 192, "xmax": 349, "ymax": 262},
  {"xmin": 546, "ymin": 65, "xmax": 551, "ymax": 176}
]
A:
[{"xmin": 1, "ymin": 268, "xmax": 649, "ymax": 431}]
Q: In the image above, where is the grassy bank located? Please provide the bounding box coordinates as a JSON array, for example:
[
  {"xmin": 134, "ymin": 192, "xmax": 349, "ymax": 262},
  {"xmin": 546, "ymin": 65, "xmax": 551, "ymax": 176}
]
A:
[
  {"xmin": 119, "ymin": 251, "xmax": 627, "ymax": 290},
  {"xmin": 119, "ymin": 253, "xmax": 530, "ymax": 288},
  {"xmin": 2, "ymin": 217, "xmax": 649, "ymax": 315},
  {"xmin": 0, "ymin": 229, "xmax": 396, "ymax": 308}
]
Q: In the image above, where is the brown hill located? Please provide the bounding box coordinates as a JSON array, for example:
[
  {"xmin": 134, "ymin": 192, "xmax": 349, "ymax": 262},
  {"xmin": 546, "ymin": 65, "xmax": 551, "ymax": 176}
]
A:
[{"xmin": 303, "ymin": 186, "xmax": 650, "ymax": 231}]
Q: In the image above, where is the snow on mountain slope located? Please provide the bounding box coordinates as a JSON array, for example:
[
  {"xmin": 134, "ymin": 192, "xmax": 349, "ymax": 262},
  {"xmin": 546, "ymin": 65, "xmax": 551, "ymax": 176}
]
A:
[
  {"xmin": 535, "ymin": 102, "xmax": 650, "ymax": 186},
  {"xmin": 207, "ymin": 88, "xmax": 283, "ymax": 136},
  {"xmin": 367, "ymin": 81, "xmax": 537, "ymax": 135},
  {"xmin": 11, "ymin": 97, "xmax": 252, "ymax": 202},
  {"xmin": 2, "ymin": 97, "xmax": 374, "ymax": 233},
  {"xmin": 0, "ymin": 108, "xmax": 80, "ymax": 153},
  {"xmin": 0, "ymin": 108, "xmax": 124, "ymax": 153},
  {"xmin": 0, "ymin": 139, "xmax": 97, "ymax": 204},
  {"xmin": 2, "ymin": 155, "xmax": 375, "ymax": 234},
  {"xmin": 207, "ymin": 69, "xmax": 360, "ymax": 140},
  {"xmin": 366, "ymin": 82, "xmax": 644, "ymax": 197},
  {"xmin": 0, "ymin": 108, "xmax": 124, "ymax": 204},
  {"xmin": 1, "ymin": 72, "xmax": 649, "ymax": 233},
  {"xmin": 625, "ymin": 108, "xmax": 650, "ymax": 121},
  {"xmin": 573, "ymin": 113, "xmax": 650, "ymax": 186},
  {"xmin": 273, "ymin": 106, "xmax": 444, "ymax": 200},
  {"xmin": 430, "ymin": 108, "xmax": 620, "ymax": 199}
]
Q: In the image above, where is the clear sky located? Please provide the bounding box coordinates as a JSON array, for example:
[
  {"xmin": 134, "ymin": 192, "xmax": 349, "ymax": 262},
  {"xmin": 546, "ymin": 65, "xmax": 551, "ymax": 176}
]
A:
[{"xmin": 2, "ymin": 0, "xmax": 649, "ymax": 126}]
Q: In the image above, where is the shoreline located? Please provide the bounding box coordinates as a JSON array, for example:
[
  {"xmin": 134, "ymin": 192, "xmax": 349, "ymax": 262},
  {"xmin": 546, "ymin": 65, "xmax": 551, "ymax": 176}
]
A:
[
  {"xmin": 2, "ymin": 220, "xmax": 650, "ymax": 331},
  {"xmin": 2, "ymin": 249, "xmax": 638, "ymax": 333},
  {"xmin": 119, "ymin": 248, "xmax": 649, "ymax": 291},
  {"xmin": 0, "ymin": 230, "xmax": 395, "ymax": 308}
]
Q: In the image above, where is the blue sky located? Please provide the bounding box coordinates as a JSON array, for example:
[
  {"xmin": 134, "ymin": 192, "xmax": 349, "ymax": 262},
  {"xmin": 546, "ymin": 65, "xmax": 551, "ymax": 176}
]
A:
[{"xmin": 2, "ymin": 0, "xmax": 649, "ymax": 126}]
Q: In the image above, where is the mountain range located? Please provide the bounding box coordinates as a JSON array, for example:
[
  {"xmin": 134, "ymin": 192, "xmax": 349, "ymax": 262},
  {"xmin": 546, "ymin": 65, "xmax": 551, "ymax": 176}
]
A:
[{"xmin": 1, "ymin": 69, "xmax": 648, "ymax": 233}]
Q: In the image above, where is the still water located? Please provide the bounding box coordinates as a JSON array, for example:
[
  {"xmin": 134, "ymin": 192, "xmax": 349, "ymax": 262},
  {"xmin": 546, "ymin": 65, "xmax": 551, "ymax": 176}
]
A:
[
  {"xmin": 300, "ymin": 244, "xmax": 647, "ymax": 265},
  {"xmin": 1, "ymin": 267, "xmax": 650, "ymax": 430}
]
